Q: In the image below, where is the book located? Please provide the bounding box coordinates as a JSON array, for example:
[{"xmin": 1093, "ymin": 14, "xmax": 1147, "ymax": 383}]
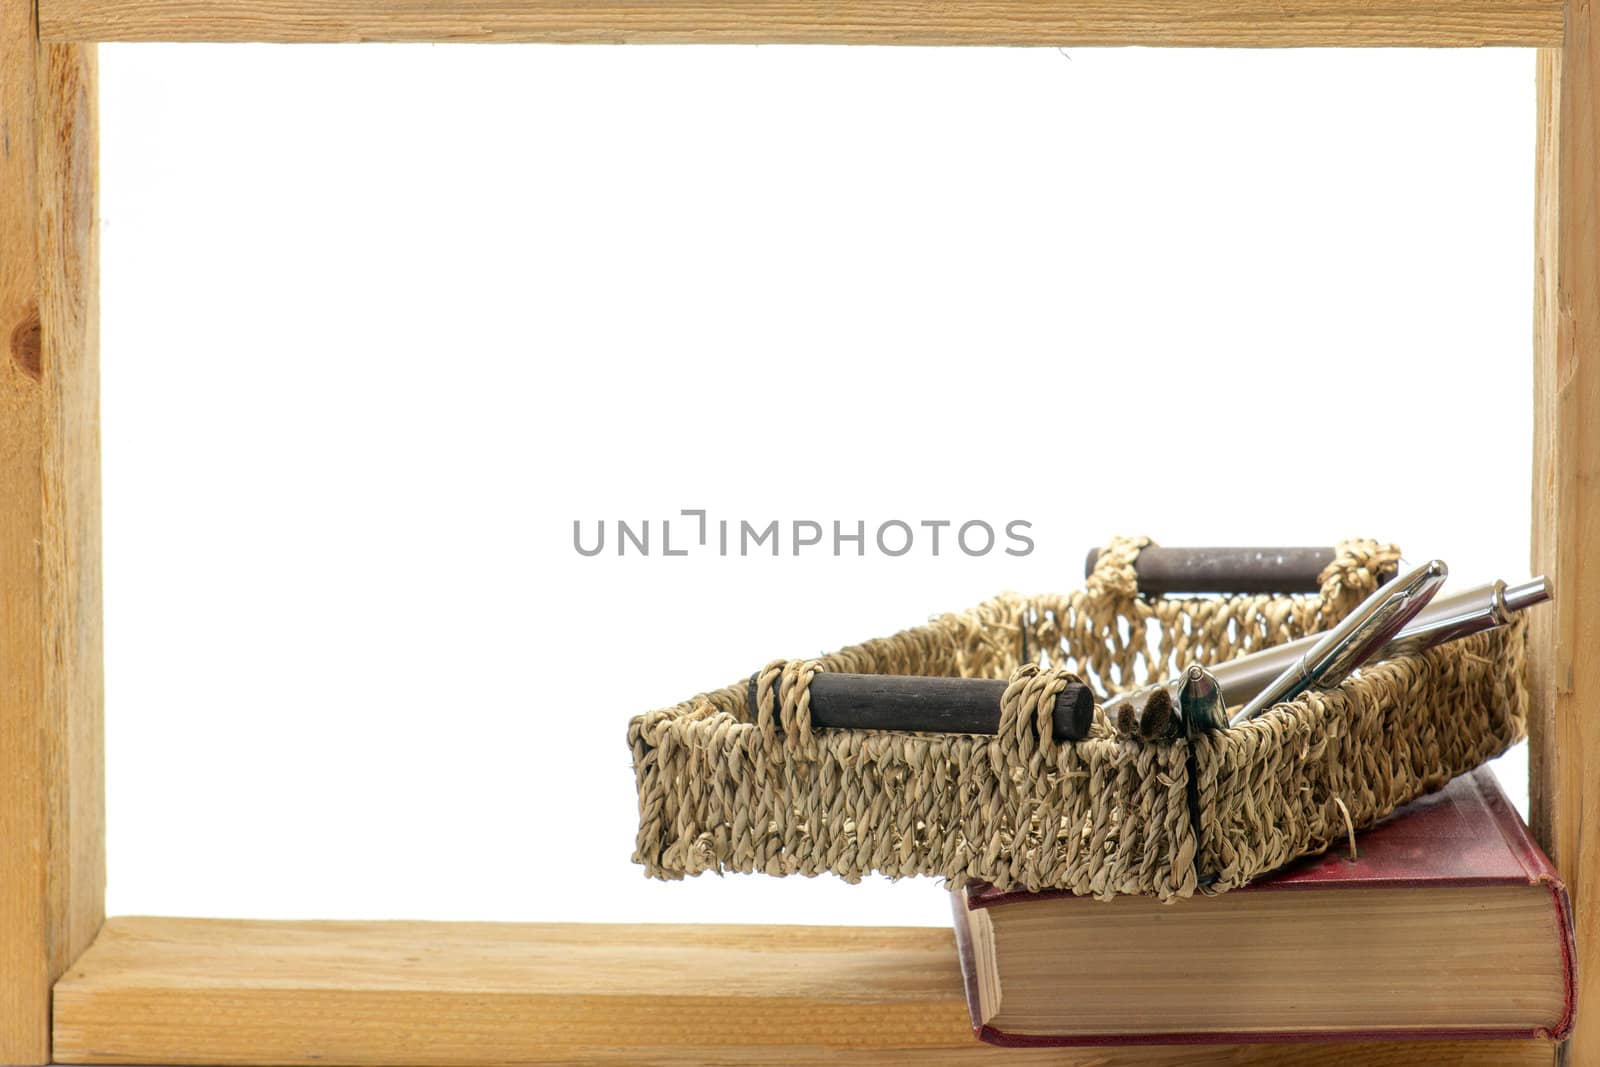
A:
[{"xmin": 952, "ymin": 766, "xmax": 1575, "ymax": 1046}]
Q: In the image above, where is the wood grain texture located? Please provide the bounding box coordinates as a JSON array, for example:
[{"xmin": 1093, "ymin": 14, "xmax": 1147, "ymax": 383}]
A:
[
  {"xmin": 1532, "ymin": 19, "xmax": 1599, "ymax": 1066},
  {"xmin": 53, "ymin": 917, "xmax": 1556, "ymax": 1066},
  {"xmin": 35, "ymin": 0, "xmax": 1564, "ymax": 46},
  {"xmin": 0, "ymin": 0, "xmax": 101, "ymax": 1059}
]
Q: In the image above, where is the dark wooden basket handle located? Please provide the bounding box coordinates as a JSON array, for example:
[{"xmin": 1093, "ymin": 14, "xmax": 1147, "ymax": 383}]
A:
[
  {"xmin": 746, "ymin": 672, "xmax": 1095, "ymax": 742},
  {"xmin": 1084, "ymin": 545, "xmax": 1392, "ymax": 596}
]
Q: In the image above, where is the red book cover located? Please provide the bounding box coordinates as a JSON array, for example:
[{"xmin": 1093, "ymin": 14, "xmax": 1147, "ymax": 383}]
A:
[{"xmin": 953, "ymin": 767, "xmax": 1576, "ymax": 1047}]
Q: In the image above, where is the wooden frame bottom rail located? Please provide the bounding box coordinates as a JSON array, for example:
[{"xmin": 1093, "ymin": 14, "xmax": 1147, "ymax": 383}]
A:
[{"xmin": 50, "ymin": 917, "xmax": 1555, "ymax": 1066}]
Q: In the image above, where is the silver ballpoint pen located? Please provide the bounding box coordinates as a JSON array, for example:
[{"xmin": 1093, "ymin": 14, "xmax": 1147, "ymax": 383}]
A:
[
  {"xmin": 1102, "ymin": 572, "xmax": 1547, "ymax": 727},
  {"xmin": 1230, "ymin": 559, "xmax": 1449, "ymax": 723},
  {"xmin": 1217, "ymin": 576, "xmax": 1546, "ymax": 711}
]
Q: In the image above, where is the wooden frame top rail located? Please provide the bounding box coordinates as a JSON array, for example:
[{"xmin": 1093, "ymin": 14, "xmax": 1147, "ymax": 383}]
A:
[{"xmin": 38, "ymin": 0, "xmax": 1563, "ymax": 46}]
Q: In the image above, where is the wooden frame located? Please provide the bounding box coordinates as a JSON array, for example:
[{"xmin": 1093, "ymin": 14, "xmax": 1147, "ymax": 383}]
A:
[
  {"xmin": 28, "ymin": 0, "xmax": 1570, "ymax": 46},
  {"xmin": 1, "ymin": 1, "xmax": 1591, "ymax": 1063},
  {"xmin": 0, "ymin": 9, "xmax": 102, "ymax": 1065}
]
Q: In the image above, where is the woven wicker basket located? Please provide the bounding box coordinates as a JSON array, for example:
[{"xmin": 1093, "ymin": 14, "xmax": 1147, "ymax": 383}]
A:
[{"xmin": 628, "ymin": 538, "xmax": 1528, "ymax": 901}]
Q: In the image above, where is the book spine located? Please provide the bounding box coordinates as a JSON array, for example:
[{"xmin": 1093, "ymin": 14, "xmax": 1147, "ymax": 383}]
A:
[{"xmin": 949, "ymin": 890, "xmax": 985, "ymax": 1038}]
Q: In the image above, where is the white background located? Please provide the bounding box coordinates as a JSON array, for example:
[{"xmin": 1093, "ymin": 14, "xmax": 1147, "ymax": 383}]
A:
[{"xmin": 99, "ymin": 44, "xmax": 1535, "ymax": 928}]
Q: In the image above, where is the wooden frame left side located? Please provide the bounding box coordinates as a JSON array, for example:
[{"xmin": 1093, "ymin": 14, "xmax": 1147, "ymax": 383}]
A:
[{"xmin": 0, "ymin": 2, "xmax": 103, "ymax": 1061}]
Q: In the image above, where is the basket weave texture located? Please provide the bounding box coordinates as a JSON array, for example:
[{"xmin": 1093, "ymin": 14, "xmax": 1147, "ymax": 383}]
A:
[{"xmin": 628, "ymin": 538, "xmax": 1528, "ymax": 900}]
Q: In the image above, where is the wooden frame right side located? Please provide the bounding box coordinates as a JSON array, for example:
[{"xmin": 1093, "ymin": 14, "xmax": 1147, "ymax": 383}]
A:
[{"xmin": 1531, "ymin": 3, "xmax": 1597, "ymax": 1062}]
